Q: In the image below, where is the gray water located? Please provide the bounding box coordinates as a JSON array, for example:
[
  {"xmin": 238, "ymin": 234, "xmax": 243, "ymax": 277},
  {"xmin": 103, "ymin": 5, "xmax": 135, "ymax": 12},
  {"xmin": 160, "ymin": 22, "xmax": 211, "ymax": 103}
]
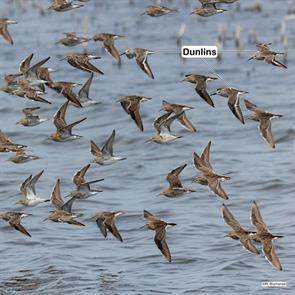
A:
[{"xmin": 0, "ymin": 0, "xmax": 294, "ymax": 294}]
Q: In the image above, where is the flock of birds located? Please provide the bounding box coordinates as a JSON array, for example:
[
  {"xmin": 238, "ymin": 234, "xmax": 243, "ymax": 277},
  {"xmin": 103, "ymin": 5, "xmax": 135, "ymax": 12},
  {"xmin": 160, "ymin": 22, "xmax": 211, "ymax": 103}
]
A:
[{"xmin": 0, "ymin": 0, "xmax": 288, "ymax": 272}]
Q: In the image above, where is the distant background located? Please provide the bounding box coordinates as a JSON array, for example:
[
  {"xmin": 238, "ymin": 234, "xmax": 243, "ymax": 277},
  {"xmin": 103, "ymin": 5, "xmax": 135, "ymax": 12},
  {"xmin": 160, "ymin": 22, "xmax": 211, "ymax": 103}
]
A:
[{"xmin": 0, "ymin": 1, "xmax": 294, "ymax": 294}]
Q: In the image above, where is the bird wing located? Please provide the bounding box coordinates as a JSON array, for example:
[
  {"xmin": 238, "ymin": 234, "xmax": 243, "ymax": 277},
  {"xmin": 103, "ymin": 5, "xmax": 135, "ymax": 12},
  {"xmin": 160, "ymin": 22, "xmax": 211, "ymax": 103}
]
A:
[
  {"xmin": 19, "ymin": 53, "xmax": 33, "ymax": 74},
  {"xmin": 259, "ymin": 118, "xmax": 275, "ymax": 148},
  {"xmin": 128, "ymin": 100, "xmax": 143, "ymax": 131},
  {"xmin": 53, "ymin": 101, "xmax": 69, "ymax": 130},
  {"xmin": 208, "ymin": 177, "xmax": 228, "ymax": 199},
  {"xmin": 222, "ymin": 204, "xmax": 243, "ymax": 231},
  {"xmin": 261, "ymin": 238, "xmax": 282, "ymax": 271},
  {"xmin": 250, "ymin": 201, "xmax": 269, "ymax": 233},
  {"xmin": 105, "ymin": 217, "xmax": 123, "ymax": 242},
  {"xmin": 167, "ymin": 164, "xmax": 186, "ymax": 188},
  {"xmin": 51, "ymin": 179, "xmax": 64, "ymax": 210},
  {"xmin": 78, "ymin": 73, "xmax": 93, "ymax": 99},
  {"xmin": 103, "ymin": 38, "xmax": 121, "ymax": 63},
  {"xmin": 0, "ymin": 24, "xmax": 13, "ymax": 44},
  {"xmin": 200, "ymin": 141, "xmax": 212, "ymax": 169},
  {"xmin": 9, "ymin": 215, "xmax": 31, "ymax": 237},
  {"xmin": 195, "ymin": 80, "xmax": 215, "ymax": 107},
  {"xmin": 20, "ymin": 175, "xmax": 33, "ymax": 196},
  {"xmin": 136, "ymin": 52, "xmax": 154, "ymax": 79},
  {"xmin": 240, "ymin": 234, "xmax": 260, "ymax": 255},
  {"xmin": 90, "ymin": 140, "xmax": 102, "ymax": 157},
  {"xmin": 73, "ymin": 164, "xmax": 90, "ymax": 186},
  {"xmin": 193, "ymin": 152, "xmax": 212, "ymax": 173},
  {"xmin": 96, "ymin": 217, "xmax": 107, "ymax": 238},
  {"xmin": 176, "ymin": 111, "xmax": 196, "ymax": 132},
  {"xmin": 227, "ymin": 91, "xmax": 245, "ymax": 124},
  {"xmin": 102, "ymin": 130, "xmax": 115, "ymax": 156},
  {"xmin": 154, "ymin": 226, "xmax": 171, "ymax": 262},
  {"xmin": 28, "ymin": 170, "xmax": 44, "ymax": 195}
]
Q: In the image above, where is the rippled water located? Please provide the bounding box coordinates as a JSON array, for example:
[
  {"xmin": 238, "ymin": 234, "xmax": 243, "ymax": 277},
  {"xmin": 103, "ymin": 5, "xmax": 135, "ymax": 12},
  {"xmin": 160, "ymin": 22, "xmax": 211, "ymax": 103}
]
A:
[{"xmin": 0, "ymin": 0, "xmax": 294, "ymax": 294}]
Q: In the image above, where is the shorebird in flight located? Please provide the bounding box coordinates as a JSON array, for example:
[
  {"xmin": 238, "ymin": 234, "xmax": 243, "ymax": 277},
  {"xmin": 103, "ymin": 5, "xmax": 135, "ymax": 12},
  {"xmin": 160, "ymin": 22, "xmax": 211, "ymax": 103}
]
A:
[
  {"xmin": 118, "ymin": 95, "xmax": 152, "ymax": 131},
  {"xmin": 192, "ymin": 141, "xmax": 231, "ymax": 200},
  {"xmin": 160, "ymin": 164, "xmax": 196, "ymax": 197},
  {"xmin": 121, "ymin": 48, "xmax": 155, "ymax": 79},
  {"xmin": 143, "ymin": 210, "xmax": 176, "ymax": 262},
  {"xmin": 183, "ymin": 74, "xmax": 217, "ymax": 107},
  {"xmin": 248, "ymin": 43, "xmax": 287, "ymax": 69},
  {"xmin": 222, "ymin": 204, "xmax": 260, "ymax": 254},
  {"xmin": 16, "ymin": 171, "xmax": 50, "ymax": 206},
  {"xmin": 245, "ymin": 99, "xmax": 283, "ymax": 148},
  {"xmin": 92, "ymin": 211, "xmax": 124, "ymax": 242},
  {"xmin": 48, "ymin": 101, "xmax": 86, "ymax": 142},
  {"xmin": 90, "ymin": 130, "xmax": 127, "ymax": 165},
  {"xmin": 250, "ymin": 201, "xmax": 283, "ymax": 271},
  {"xmin": 0, "ymin": 211, "xmax": 31, "ymax": 237}
]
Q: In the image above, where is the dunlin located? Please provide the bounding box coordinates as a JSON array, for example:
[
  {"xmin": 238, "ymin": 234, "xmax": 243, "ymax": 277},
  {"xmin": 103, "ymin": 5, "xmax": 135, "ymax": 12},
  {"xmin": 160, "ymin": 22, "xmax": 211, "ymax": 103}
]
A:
[
  {"xmin": 161, "ymin": 100, "xmax": 196, "ymax": 132},
  {"xmin": 121, "ymin": 48, "xmax": 155, "ymax": 79},
  {"xmin": 12, "ymin": 87, "xmax": 51, "ymax": 104},
  {"xmin": 143, "ymin": 210, "xmax": 176, "ymax": 262},
  {"xmin": 211, "ymin": 87, "xmax": 247, "ymax": 124},
  {"xmin": 0, "ymin": 18, "xmax": 17, "ymax": 45},
  {"xmin": 56, "ymin": 32, "xmax": 90, "ymax": 47},
  {"xmin": 190, "ymin": 1, "xmax": 227, "ymax": 17},
  {"xmin": 245, "ymin": 99, "xmax": 283, "ymax": 148},
  {"xmin": 183, "ymin": 74, "xmax": 217, "ymax": 107},
  {"xmin": 8, "ymin": 150, "xmax": 39, "ymax": 164},
  {"xmin": 47, "ymin": 179, "xmax": 85, "ymax": 226},
  {"xmin": 16, "ymin": 171, "xmax": 50, "ymax": 206},
  {"xmin": 192, "ymin": 141, "xmax": 230, "ymax": 200},
  {"xmin": 19, "ymin": 53, "xmax": 51, "ymax": 84},
  {"xmin": 90, "ymin": 130, "xmax": 126, "ymax": 165},
  {"xmin": 92, "ymin": 211, "xmax": 124, "ymax": 242},
  {"xmin": 222, "ymin": 204, "xmax": 259, "ymax": 254},
  {"xmin": 250, "ymin": 201, "xmax": 283, "ymax": 271},
  {"xmin": 48, "ymin": 81, "xmax": 82, "ymax": 108},
  {"xmin": 118, "ymin": 95, "xmax": 152, "ymax": 131},
  {"xmin": 62, "ymin": 52, "xmax": 104, "ymax": 74},
  {"xmin": 17, "ymin": 107, "xmax": 47, "ymax": 127},
  {"xmin": 141, "ymin": 5, "xmax": 178, "ymax": 17},
  {"xmin": 49, "ymin": 101, "xmax": 86, "ymax": 142},
  {"xmin": 160, "ymin": 164, "xmax": 196, "ymax": 197},
  {"xmin": 93, "ymin": 33, "xmax": 124, "ymax": 64},
  {"xmin": 77, "ymin": 73, "xmax": 99, "ymax": 107},
  {"xmin": 149, "ymin": 112, "xmax": 183, "ymax": 144},
  {"xmin": 0, "ymin": 211, "xmax": 31, "ymax": 237},
  {"xmin": 48, "ymin": 0, "xmax": 83, "ymax": 12},
  {"xmin": 248, "ymin": 43, "xmax": 287, "ymax": 69},
  {"xmin": 68, "ymin": 164, "xmax": 104, "ymax": 199},
  {"xmin": 0, "ymin": 130, "xmax": 26, "ymax": 152}
]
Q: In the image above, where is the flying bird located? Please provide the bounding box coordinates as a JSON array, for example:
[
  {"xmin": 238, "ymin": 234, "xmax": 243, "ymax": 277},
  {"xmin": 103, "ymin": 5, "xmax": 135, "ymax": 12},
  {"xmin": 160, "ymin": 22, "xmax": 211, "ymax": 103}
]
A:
[
  {"xmin": 118, "ymin": 95, "xmax": 151, "ymax": 131},
  {"xmin": 160, "ymin": 164, "xmax": 196, "ymax": 197},
  {"xmin": 250, "ymin": 201, "xmax": 283, "ymax": 271},
  {"xmin": 192, "ymin": 141, "xmax": 231, "ymax": 200},
  {"xmin": 183, "ymin": 74, "xmax": 217, "ymax": 107},
  {"xmin": 92, "ymin": 211, "xmax": 124, "ymax": 242},
  {"xmin": 121, "ymin": 48, "xmax": 155, "ymax": 79},
  {"xmin": 143, "ymin": 210, "xmax": 176, "ymax": 262},
  {"xmin": 245, "ymin": 99, "xmax": 283, "ymax": 148}
]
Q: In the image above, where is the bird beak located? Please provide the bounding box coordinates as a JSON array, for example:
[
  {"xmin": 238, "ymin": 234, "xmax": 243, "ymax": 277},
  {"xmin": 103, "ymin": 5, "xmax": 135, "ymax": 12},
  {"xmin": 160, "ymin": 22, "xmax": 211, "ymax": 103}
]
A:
[
  {"xmin": 248, "ymin": 57, "xmax": 254, "ymax": 61},
  {"xmin": 88, "ymin": 55, "xmax": 100, "ymax": 60},
  {"xmin": 210, "ymin": 92, "xmax": 217, "ymax": 96},
  {"xmin": 119, "ymin": 52, "xmax": 126, "ymax": 56}
]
